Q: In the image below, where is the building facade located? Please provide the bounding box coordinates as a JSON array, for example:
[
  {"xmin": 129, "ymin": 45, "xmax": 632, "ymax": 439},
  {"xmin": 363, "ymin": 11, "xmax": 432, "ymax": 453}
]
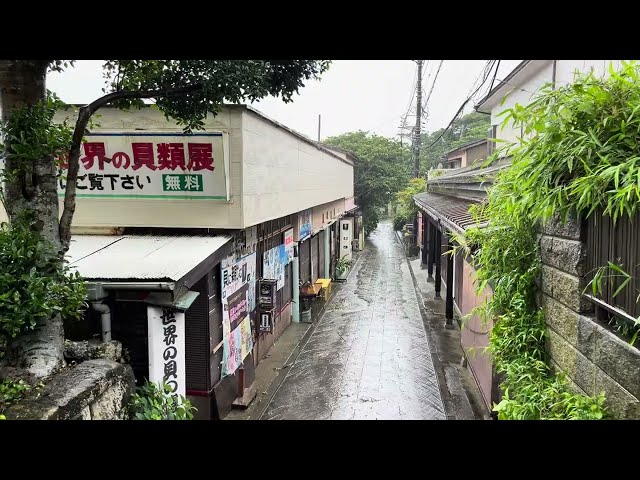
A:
[
  {"xmin": 471, "ymin": 59, "xmax": 640, "ymax": 418},
  {"xmin": 1, "ymin": 104, "xmax": 359, "ymax": 419}
]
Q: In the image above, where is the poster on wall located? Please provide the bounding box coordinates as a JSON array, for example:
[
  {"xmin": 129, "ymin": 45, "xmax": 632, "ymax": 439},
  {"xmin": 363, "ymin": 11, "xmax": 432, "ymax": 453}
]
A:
[
  {"xmin": 222, "ymin": 316, "xmax": 252, "ymax": 376},
  {"xmin": 221, "ymin": 253, "xmax": 256, "ymax": 377},
  {"xmin": 284, "ymin": 229, "xmax": 294, "ymax": 264},
  {"xmin": 263, "ymin": 244, "xmax": 287, "ymax": 291},
  {"xmin": 147, "ymin": 306, "xmax": 186, "ymax": 397},
  {"xmin": 221, "ymin": 252, "xmax": 257, "ymax": 313},
  {"xmin": 299, "ymin": 209, "xmax": 312, "ymax": 241}
]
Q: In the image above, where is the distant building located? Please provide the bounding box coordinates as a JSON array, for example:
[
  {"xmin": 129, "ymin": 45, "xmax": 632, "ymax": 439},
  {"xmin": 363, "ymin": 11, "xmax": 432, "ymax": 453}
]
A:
[{"xmin": 439, "ymin": 139, "xmax": 488, "ymax": 170}]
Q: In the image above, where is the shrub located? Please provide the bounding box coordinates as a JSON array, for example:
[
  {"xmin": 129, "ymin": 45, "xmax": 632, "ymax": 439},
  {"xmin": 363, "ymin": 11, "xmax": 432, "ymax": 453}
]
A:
[
  {"xmin": 0, "ymin": 213, "xmax": 86, "ymax": 341},
  {"xmin": 0, "ymin": 378, "xmax": 31, "ymax": 416},
  {"xmin": 128, "ymin": 380, "xmax": 196, "ymax": 420}
]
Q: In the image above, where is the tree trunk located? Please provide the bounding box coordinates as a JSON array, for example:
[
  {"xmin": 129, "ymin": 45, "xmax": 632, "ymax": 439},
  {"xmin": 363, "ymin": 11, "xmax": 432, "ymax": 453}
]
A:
[{"xmin": 0, "ymin": 60, "xmax": 65, "ymax": 382}]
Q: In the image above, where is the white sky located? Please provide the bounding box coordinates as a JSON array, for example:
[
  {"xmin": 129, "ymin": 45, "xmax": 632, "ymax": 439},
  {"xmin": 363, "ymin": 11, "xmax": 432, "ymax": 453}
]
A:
[{"xmin": 47, "ymin": 60, "xmax": 522, "ymax": 141}]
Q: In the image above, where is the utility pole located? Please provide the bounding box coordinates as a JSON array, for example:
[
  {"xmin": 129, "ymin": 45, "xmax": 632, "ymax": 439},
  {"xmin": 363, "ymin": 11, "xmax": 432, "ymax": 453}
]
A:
[
  {"xmin": 413, "ymin": 60, "xmax": 423, "ymax": 177},
  {"xmin": 318, "ymin": 114, "xmax": 321, "ymax": 142},
  {"xmin": 412, "ymin": 60, "xmax": 423, "ymax": 252}
]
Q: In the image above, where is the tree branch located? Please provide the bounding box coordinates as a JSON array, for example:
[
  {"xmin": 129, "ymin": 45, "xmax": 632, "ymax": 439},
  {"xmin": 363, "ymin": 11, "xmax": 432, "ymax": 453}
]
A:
[{"xmin": 58, "ymin": 84, "xmax": 202, "ymax": 252}]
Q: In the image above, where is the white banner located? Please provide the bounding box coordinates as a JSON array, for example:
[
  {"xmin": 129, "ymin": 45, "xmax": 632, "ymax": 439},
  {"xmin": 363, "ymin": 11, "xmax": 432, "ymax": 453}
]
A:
[
  {"xmin": 284, "ymin": 229, "xmax": 294, "ymax": 264},
  {"xmin": 57, "ymin": 132, "xmax": 228, "ymax": 200},
  {"xmin": 147, "ymin": 306, "xmax": 186, "ymax": 398}
]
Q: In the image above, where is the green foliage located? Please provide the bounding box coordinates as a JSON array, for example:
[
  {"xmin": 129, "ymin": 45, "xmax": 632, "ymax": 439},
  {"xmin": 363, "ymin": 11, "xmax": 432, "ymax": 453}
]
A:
[
  {"xmin": 324, "ymin": 132, "xmax": 411, "ymax": 235},
  {"xmin": 497, "ymin": 61, "xmax": 640, "ymax": 224},
  {"xmin": 0, "ymin": 213, "xmax": 87, "ymax": 340},
  {"xmin": 336, "ymin": 256, "xmax": 351, "ymax": 273},
  {"xmin": 0, "ymin": 378, "xmax": 31, "ymax": 414},
  {"xmin": 450, "ymin": 63, "xmax": 640, "ymax": 419},
  {"xmin": 393, "ymin": 178, "xmax": 426, "ymax": 228},
  {"xmin": 128, "ymin": 380, "xmax": 196, "ymax": 420},
  {"xmin": 393, "ymin": 216, "xmax": 407, "ymax": 231},
  {"xmin": 420, "ymin": 112, "xmax": 490, "ymax": 171},
  {"xmin": 102, "ymin": 60, "xmax": 331, "ymax": 132},
  {"xmin": 585, "ymin": 262, "xmax": 640, "ymax": 345},
  {"xmin": 0, "ymin": 91, "xmax": 72, "ymax": 183}
]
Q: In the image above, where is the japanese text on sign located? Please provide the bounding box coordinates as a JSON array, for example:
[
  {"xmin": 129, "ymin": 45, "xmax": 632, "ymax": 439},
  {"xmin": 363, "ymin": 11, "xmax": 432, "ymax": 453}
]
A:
[
  {"xmin": 148, "ymin": 306, "xmax": 186, "ymax": 397},
  {"xmin": 57, "ymin": 133, "xmax": 228, "ymax": 199}
]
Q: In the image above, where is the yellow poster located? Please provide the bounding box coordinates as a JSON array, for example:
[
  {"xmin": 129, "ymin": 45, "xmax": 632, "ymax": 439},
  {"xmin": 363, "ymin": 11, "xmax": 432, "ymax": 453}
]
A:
[{"xmin": 240, "ymin": 316, "xmax": 252, "ymax": 360}]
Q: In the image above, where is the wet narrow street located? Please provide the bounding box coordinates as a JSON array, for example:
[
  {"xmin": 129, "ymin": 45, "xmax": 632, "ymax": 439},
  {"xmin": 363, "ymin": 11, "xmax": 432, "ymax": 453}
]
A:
[{"xmin": 261, "ymin": 220, "xmax": 446, "ymax": 420}]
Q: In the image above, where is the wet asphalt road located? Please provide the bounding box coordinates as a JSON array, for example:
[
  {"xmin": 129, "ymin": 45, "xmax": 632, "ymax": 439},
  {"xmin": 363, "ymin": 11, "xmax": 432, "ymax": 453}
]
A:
[{"xmin": 261, "ymin": 220, "xmax": 446, "ymax": 420}]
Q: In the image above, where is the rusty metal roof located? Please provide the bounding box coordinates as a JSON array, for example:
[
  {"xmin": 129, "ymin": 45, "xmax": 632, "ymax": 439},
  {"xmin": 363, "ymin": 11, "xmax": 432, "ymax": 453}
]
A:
[{"xmin": 414, "ymin": 192, "xmax": 486, "ymax": 234}]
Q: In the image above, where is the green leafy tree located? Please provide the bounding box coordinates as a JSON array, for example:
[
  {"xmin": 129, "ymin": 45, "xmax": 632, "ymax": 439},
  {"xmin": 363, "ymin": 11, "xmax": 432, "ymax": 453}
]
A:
[
  {"xmin": 0, "ymin": 60, "xmax": 330, "ymax": 381},
  {"xmin": 324, "ymin": 131, "xmax": 411, "ymax": 234},
  {"xmin": 419, "ymin": 111, "xmax": 490, "ymax": 171},
  {"xmin": 393, "ymin": 178, "xmax": 426, "ymax": 229}
]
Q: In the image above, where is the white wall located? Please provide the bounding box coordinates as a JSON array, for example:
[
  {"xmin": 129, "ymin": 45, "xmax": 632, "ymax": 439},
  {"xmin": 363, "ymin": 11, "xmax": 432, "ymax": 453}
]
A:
[
  {"xmin": 0, "ymin": 105, "xmax": 355, "ymax": 230},
  {"xmin": 490, "ymin": 60, "xmax": 629, "ymax": 149},
  {"xmin": 312, "ymin": 198, "xmax": 346, "ymax": 234},
  {"xmin": 490, "ymin": 61, "xmax": 554, "ymax": 146},
  {"xmin": 241, "ymin": 109, "xmax": 353, "ymax": 227},
  {"xmin": 0, "ymin": 106, "xmax": 245, "ymax": 228}
]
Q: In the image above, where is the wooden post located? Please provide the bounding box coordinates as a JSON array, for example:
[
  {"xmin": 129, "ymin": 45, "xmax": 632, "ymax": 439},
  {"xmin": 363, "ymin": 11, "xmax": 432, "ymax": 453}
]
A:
[
  {"xmin": 434, "ymin": 227, "xmax": 442, "ymax": 298},
  {"xmin": 421, "ymin": 214, "xmax": 429, "ymax": 268},
  {"xmin": 445, "ymin": 236, "xmax": 454, "ymax": 325},
  {"xmin": 427, "ymin": 220, "xmax": 434, "ymax": 281}
]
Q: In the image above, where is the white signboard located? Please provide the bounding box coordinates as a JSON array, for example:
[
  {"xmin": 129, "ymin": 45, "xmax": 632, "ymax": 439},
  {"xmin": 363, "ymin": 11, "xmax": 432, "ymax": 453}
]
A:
[
  {"xmin": 147, "ymin": 306, "xmax": 186, "ymax": 398},
  {"xmin": 340, "ymin": 218, "xmax": 353, "ymax": 261},
  {"xmin": 57, "ymin": 132, "xmax": 229, "ymax": 200},
  {"xmin": 284, "ymin": 229, "xmax": 294, "ymax": 264}
]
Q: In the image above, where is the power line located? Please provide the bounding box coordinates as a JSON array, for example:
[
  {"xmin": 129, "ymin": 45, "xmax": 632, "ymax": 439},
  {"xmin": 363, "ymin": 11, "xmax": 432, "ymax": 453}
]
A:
[
  {"xmin": 486, "ymin": 60, "xmax": 501, "ymax": 97},
  {"xmin": 425, "ymin": 60, "xmax": 499, "ymax": 149},
  {"xmin": 422, "ymin": 60, "xmax": 444, "ymax": 112}
]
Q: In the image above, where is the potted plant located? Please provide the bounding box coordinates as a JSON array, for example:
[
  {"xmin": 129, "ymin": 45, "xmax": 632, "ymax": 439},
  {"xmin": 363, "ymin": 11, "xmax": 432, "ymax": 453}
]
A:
[{"xmin": 335, "ymin": 256, "xmax": 351, "ymax": 281}]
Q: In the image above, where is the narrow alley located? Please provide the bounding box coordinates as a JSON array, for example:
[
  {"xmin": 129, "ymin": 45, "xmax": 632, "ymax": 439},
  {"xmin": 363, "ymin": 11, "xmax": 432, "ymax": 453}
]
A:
[{"xmin": 261, "ymin": 220, "xmax": 446, "ymax": 420}]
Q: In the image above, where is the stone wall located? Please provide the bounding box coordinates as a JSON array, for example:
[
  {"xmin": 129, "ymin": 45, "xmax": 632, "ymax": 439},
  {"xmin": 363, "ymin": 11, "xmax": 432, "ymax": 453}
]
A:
[
  {"xmin": 4, "ymin": 359, "xmax": 135, "ymax": 420},
  {"xmin": 538, "ymin": 213, "xmax": 640, "ymax": 419}
]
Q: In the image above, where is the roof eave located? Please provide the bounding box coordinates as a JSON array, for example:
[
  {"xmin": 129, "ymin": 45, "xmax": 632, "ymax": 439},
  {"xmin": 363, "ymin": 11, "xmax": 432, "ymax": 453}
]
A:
[{"xmin": 475, "ymin": 60, "xmax": 532, "ymax": 113}]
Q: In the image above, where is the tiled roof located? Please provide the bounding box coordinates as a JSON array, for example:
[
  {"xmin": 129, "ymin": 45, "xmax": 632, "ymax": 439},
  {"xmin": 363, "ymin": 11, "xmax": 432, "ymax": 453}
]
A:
[{"xmin": 414, "ymin": 192, "xmax": 486, "ymax": 234}]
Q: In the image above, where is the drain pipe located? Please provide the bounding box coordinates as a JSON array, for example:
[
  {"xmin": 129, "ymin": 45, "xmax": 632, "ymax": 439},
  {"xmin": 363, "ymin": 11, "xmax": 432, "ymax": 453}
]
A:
[{"xmin": 91, "ymin": 301, "xmax": 111, "ymax": 342}]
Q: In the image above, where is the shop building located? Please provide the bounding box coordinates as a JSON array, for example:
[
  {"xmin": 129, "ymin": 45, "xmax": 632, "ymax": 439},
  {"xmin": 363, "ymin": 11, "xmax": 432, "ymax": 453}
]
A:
[{"xmin": 0, "ymin": 104, "xmax": 358, "ymax": 419}]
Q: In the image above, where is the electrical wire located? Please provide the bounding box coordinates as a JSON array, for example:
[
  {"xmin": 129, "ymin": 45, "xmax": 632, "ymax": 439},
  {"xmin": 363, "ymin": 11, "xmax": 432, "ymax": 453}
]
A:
[
  {"xmin": 487, "ymin": 60, "xmax": 501, "ymax": 96},
  {"xmin": 425, "ymin": 60, "xmax": 499, "ymax": 149},
  {"xmin": 422, "ymin": 60, "xmax": 444, "ymax": 112}
]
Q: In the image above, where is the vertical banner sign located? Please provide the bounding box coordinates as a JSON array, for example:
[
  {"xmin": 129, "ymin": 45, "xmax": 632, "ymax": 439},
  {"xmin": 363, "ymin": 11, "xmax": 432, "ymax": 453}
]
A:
[
  {"xmin": 57, "ymin": 132, "xmax": 229, "ymax": 200},
  {"xmin": 284, "ymin": 229, "xmax": 294, "ymax": 264},
  {"xmin": 147, "ymin": 306, "xmax": 186, "ymax": 398},
  {"xmin": 299, "ymin": 209, "xmax": 312, "ymax": 241},
  {"xmin": 221, "ymin": 253, "xmax": 256, "ymax": 377},
  {"xmin": 221, "ymin": 252, "xmax": 257, "ymax": 315}
]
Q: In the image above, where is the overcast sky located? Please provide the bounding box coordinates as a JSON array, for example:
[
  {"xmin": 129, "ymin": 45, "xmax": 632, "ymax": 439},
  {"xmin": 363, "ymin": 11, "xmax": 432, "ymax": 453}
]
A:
[{"xmin": 47, "ymin": 60, "xmax": 522, "ymax": 141}]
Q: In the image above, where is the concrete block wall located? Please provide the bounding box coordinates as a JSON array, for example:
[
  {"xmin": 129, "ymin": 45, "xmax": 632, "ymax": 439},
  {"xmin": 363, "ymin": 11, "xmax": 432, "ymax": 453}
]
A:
[{"xmin": 538, "ymin": 213, "xmax": 640, "ymax": 419}]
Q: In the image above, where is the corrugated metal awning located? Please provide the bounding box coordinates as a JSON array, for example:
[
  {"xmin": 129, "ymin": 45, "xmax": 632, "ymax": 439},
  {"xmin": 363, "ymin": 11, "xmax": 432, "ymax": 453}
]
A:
[
  {"xmin": 414, "ymin": 192, "xmax": 486, "ymax": 234},
  {"xmin": 68, "ymin": 234, "xmax": 232, "ymax": 283}
]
